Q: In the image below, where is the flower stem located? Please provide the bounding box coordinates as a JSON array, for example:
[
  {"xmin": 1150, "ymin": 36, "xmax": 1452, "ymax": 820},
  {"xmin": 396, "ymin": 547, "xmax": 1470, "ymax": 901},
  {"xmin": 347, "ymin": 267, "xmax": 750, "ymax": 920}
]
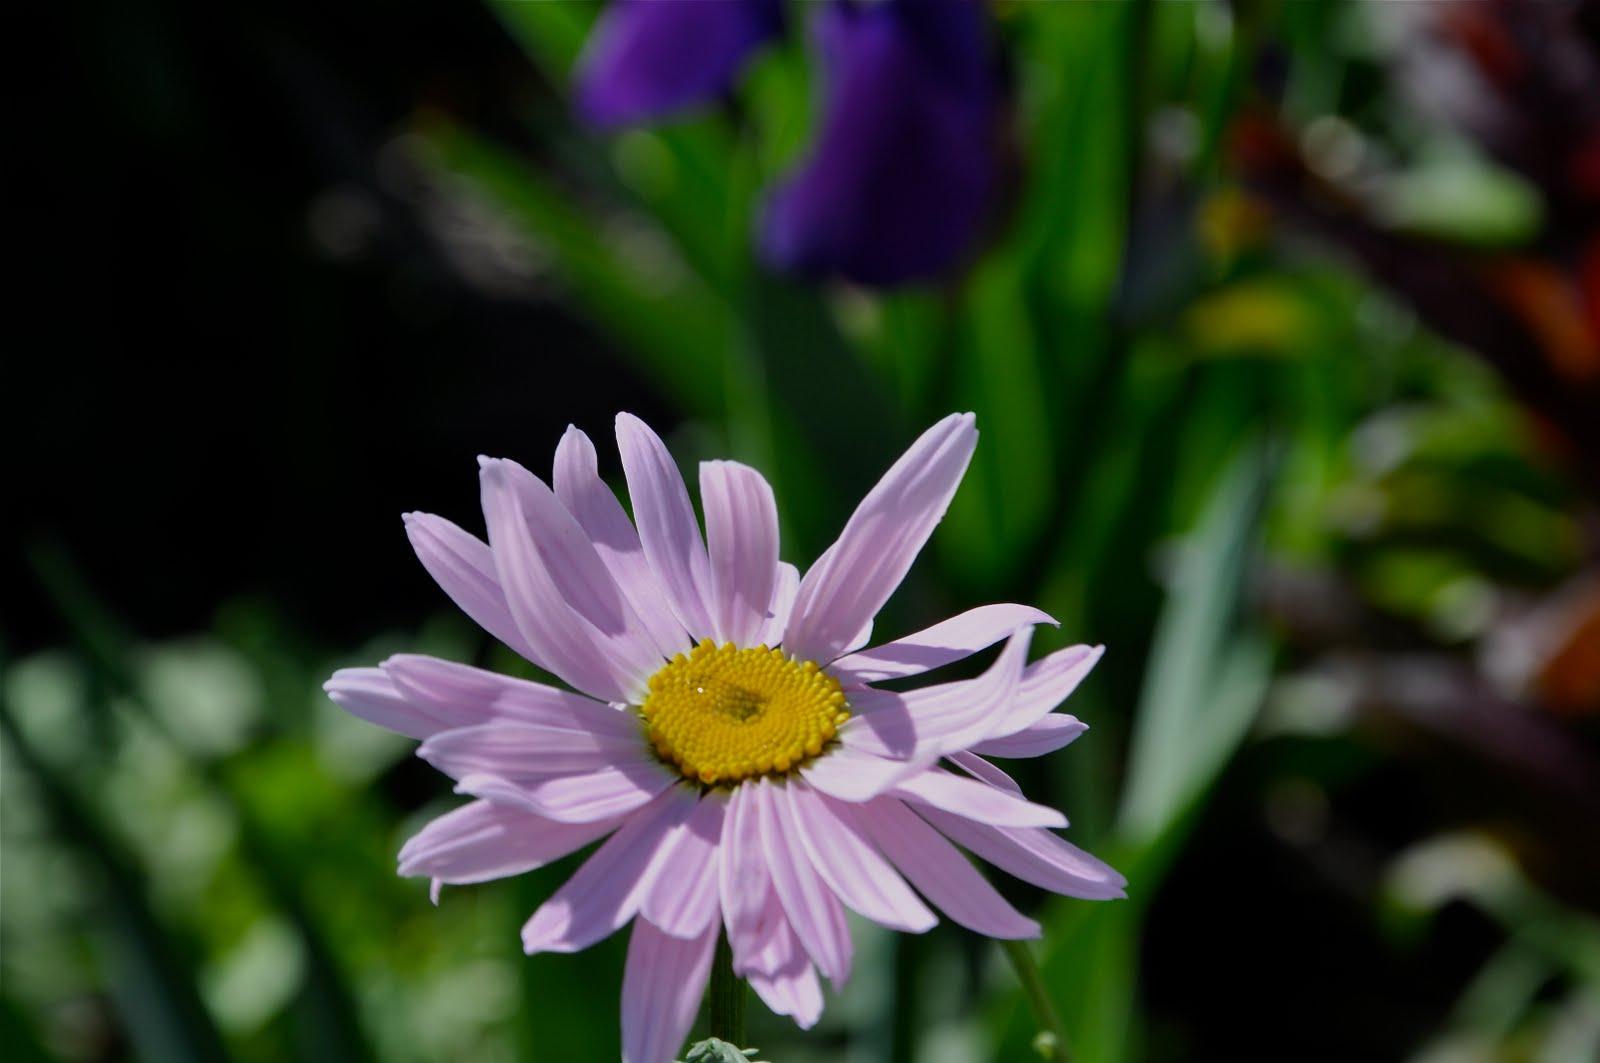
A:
[
  {"xmin": 709, "ymin": 931, "xmax": 745, "ymax": 1046},
  {"xmin": 1000, "ymin": 939, "xmax": 1073, "ymax": 1062}
]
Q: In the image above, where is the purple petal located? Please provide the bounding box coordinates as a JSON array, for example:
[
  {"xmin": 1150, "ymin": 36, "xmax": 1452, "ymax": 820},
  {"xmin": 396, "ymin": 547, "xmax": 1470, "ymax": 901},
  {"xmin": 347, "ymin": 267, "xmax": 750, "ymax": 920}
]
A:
[
  {"xmin": 521, "ymin": 784, "xmax": 697, "ymax": 954},
  {"xmin": 403, "ymin": 512, "xmax": 535, "ymax": 660},
  {"xmin": 575, "ymin": 0, "xmax": 783, "ymax": 128},
  {"xmin": 758, "ymin": 0, "xmax": 1001, "ymax": 286},
  {"xmin": 701, "ymin": 460, "xmax": 780, "ymax": 647},
  {"xmin": 945, "ymin": 750, "xmax": 1022, "ymax": 795},
  {"xmin": 761, "ymin": 562, "xmax": 800, "ymax": 645},
  {"xmin": 784, "ymin": 413, "xmax": 977, "ymax": 663},
  {"xmin": 642, "ymin": 792, "xmax": 727, "ymax": 938},
  {"xmin": 848, "ymin": 798, "xmax": 1038, "ymax": 939},
  {"xmin": 418, "ymin": 722, "xmax": 642, "ymax": 783},
  {"xmin": 753, "ymin": 778, "xmax": 853, "ymax": 988},
  {"xmin": 620, "ymin": 918, "xmax": 719, "ymax": 1063},
  {"xmin": 743, "ymin": 914, "xmax": 823, "ymax": 1030},
  {"xmin": 553, "ymin": 424, "xmax": 691, "ymax": 660},
  {"xmin": 459, "ymin": 758, "xmax": 675, "ymax": 824},
  {"xmin": 832, "ymin": 603, "xmax": 1058, "ymax": 684},
  {"xmin": 718, "ymin": 785, "xmax": 779, "ymax": 975},
  {"xmin": 397, "ymin": 798, "xmax": 622, "ymax": 885},
  {"xmin": 799, "ymin": 743, "xmax": 928, "ymax": 802},
  {"xmin": 323, "ymin": 667, "xmax": 438, "ymax": 739},
  {"xmin": 616, "ymin": 413, "xmax": 717, "ymax": 640},
  {"xmin": 381, "ymin": 654, "xmax": 637, "ymax": 738},
  {"xmin": 982, "ymin": 644, "xmax": 1103, "ymax": 740},
  {"xmin": 970, "ymin": 715, "xmax": 1089, "ymax": 759},
  {"xmin": 840, "ymin": 626, "xmax": 1029, "ymax": 759},
  {"xmin": 915, "ymin": 806, "xmax": 1127, "ymax": 901},
  {"xmin": 782, "ymin": 781, "xmax": 935, "ymax": 932},
  {"xmin": 892, "ymin": 768, "xmax": 1066, "ymax": 829}
]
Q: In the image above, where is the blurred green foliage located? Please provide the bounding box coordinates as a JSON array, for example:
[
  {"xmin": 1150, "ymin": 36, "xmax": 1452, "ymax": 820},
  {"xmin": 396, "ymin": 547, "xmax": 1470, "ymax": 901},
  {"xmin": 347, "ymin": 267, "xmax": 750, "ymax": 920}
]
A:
[{"xmin": 6, "ymin": 1, "xmax": 1597, "ymax": 1061}]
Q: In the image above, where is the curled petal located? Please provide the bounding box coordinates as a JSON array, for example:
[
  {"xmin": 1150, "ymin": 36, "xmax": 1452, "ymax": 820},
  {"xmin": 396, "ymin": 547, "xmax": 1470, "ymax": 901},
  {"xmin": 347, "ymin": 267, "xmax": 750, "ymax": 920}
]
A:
[
  {"xmin": 916, "ymin": 806, "xmax": 1127, "ymax": 901},
  {"xmin": 970, "ymin": 715, "xmax": 1088, "ymax": 759},
  {"xmin": 832, "ymin": 603, "xmax": 1057, "ymax": 684}
]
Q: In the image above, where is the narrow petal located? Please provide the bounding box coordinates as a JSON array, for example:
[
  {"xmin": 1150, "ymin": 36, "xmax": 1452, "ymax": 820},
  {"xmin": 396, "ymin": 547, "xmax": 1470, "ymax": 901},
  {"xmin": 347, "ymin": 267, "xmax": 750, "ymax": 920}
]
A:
[
  {"xmin": 397, "ymin": 799, "xmax": 622, "ymax": 885},
  {"xmin": 616, "ymin": 413, "xmax": 716, "ymax": 639},
  {"xmin": 522, "ymin": 785, "xmax": 697, "ymax": 954},
  {"xmin": 892, "ymin": 769, "xmax": 1066, "ymax": 829},
  {"xmin": 718, "ymin": 784, "xmax": 773, "ymax": 973},
  {"xmin": 784, "ymin": 413, "xmax": 977, "ymax": 663},
  {"xmin": 831, "ymin": 603, "xmax": 1057, "ymax": 684},
  {"xmin": 418, "ymin": 722, "xmax": 641, "ymax": 783},
  {"xmin": 642, "ymin": 792, "xmax": 727, "ymax": 939},
  {"xmin": 841, "ymin": 627, "xmax": 1029, "ymax": 759},
  {"xmin": 481, "ymin": 458, "xmax": 643, "ymax": 702},
  {"xmin": 799, "ymin": 743, "xmax": 928, "ymax": 803},
  {"xmin": 621, "ymin": 918, "xmax": 719, "ymax": 1063},
  {"xmin": 848, "ymin": 798, "xmax": 1038, "ymax": 940},
  {"xmin": 403, "ymin": 512, "xmax": 534, "ymax": 660},
  {"xmin": 488, "ymin": 457, "xmax": 664, "ymax": 687},
  {"xmin": 982, "ymin": 645, "xmax": 1103, "ymax": 740},
  {"xmin": 970, "ymin": 715, "xmax": 1088, "ymax": 759},
  {"xmin": 382, "ymin": 654, "xmax": 637, "ymax": 739},
  {"xmin": 915, "ymin": 807, "xmax": 1127, "ymax": 901},
  {"xmin": 324, "ymin": 667, "xmax": 438, "ymax": 739},
  {"xmin": 760, "ymin": 562, "xmax": 801, "ymax": 646},
  {"xmin": 744, "ymin": 916, "xmax": 824, "ymax": 1030},
  {"xmin": 553, "ymin": 425, "xmax": 690, "ymax": 660},
  {"xmin": 754, "ymin": 779, "xmax": 853, "ymax": 988},
  {"xmin": 701, "ymin": 460, "xmax": 781, "ymax": 647},
  {"xmin": 783, "ymin": 782, "xmax": 935, "ymax": 932},
  {"xmin": 946, "ymin": 750, "xmax": 1022, "ymax": 796},
  {"xmin": 492, "ymin": 758, "xmax": 681, "ymax": 826}
]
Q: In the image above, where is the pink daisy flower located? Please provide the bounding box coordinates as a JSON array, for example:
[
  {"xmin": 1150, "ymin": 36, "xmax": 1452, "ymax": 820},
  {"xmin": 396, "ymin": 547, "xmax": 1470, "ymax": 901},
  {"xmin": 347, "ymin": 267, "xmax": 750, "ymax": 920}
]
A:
[{"xmin": 326, "ymin": 413, "xmax": 1124, "ymax": 1061}]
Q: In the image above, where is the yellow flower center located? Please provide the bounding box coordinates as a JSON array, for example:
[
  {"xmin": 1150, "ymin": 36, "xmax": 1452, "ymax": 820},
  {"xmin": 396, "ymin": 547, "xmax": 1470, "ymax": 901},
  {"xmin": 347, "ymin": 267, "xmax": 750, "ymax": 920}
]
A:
[{"xmin": 640, "ymin": 640, "xmax": 851, "ymax": 785}]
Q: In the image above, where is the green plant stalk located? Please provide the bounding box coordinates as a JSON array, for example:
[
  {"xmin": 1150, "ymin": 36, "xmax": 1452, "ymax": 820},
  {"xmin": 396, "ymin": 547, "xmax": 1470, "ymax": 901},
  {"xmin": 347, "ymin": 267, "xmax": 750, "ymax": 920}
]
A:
[
  {"xmin": 1002, "ymin": 939, "xmax": 1073, "ymax": 1062},
  {"xmin": 709, "ymin": 932, "xmax": 745, "ymax": 1047}
]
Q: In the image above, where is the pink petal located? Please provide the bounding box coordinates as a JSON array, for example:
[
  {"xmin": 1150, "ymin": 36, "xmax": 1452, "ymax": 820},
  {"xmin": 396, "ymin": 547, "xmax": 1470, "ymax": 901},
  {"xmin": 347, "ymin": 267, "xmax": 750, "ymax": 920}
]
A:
[
  {"xmin": 760, "ymin": 562, "xmax": 800, "ymax": 645},
  {"xmin": 397, "ymin": 798, "xmax": 622, "ymax": 884},
  {"xmin": 782, "ymin": 782, "xmax": 935, "ymax": 932},
  {"xmin": 744, "ymin": 916, "xmax": 823, "ymax": 1030},
  {"xmin": 753, "ymin": 779, "xmax": 853, "ymax": 988},
  {"xmin": 642, "ymin": 792, "xmax": 727, "ymax": 938},
  {"xmin": 381, "ymin": 654, "xmax": 637, "ymax": 738},
  {"xmin": 323, "ymin": 667, "xmax": 438, "ymax": 739},
  {"xmin": 799, "ymin": 743, "xmax": 930, "ymax": 803},
  {"xmin": 521, "ymin": 785, "xmax": 696, "ymax": 954},
  {"xmin": 915, "ymin": 806, "xmax": 1127, "ymax": 900},
  {"xmin": 970, "ymin": 715, "xmax": 1088, "ymax": 759},
  {"xmin": 621, "ymin": 919, "xmax": 718, "ymax": 1063},
  {"xmin": 946, "ymin": 750, "xmax": 1022, "ymax": 795},
  {"xmin": 616, "ymin": 413, "xmax": 716, "ymax": 640},
  {"xmin": 701, "ymin": 460, "xmax": 780, "ymax": 647},
  {"xmin": 982, "ymin": 644, "xmax": 1103, "ymax": 740},
  {"xmin": 479, "ymin": 461, "xmax": 637, "ymax": 702},
  {"xmin": 402, "ymin": 512, "xmax": 536, "ymax": 660},
  {"xmin": 831, "ymin": 603, "xmax": 1058, "ymax": 683},
  {"xmin": 417, "ymin": 722, "xmax": 643, "ymax": 783},
  {"xmin": 482, "ymin": 458, "xmax": 663, "ymax": 699},
  {"xmin": 892, "ymin": 769, "xmax": 1066, "ymax": 828},
  {"xmin": 459, "ymin": 758, "xmax": 675, "ymax": 823},
  {"xmin": 783, "ymin": 413, "xmax": 977, "ymax": 664},
  {"xmin": 553, "ymin": 425, "xmax": 691, "ymax": 660},
  {"xmin": 848, "ymin": 798, "xmax": 1039, "ymax": 939},
  {"xmin": 718, "ymin": 785, "xmax": 773, "ymax": 973},
  {"xmin": 841, "ymin": 629, "xmax": 1030, "ymax": 759}
]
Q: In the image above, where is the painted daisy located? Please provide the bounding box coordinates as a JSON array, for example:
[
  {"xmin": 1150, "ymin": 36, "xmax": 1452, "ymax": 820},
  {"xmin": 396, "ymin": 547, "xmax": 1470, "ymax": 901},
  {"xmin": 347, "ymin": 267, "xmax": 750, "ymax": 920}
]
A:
[{"xmin": 326, "ymin": 413, "xmax": 1123, "ymax": 1061}]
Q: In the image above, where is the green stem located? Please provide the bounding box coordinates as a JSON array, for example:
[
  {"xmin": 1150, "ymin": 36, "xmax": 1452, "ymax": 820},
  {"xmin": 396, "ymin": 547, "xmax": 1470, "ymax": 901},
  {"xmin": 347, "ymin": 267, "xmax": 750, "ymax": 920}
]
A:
[
  {"xmin": 1001, "ymin": 939, "xmax": 1073, "ymax": 1062},
  {"xmin": 709, "ymin": 931, "xmax": 745, "ymax": 1047}
]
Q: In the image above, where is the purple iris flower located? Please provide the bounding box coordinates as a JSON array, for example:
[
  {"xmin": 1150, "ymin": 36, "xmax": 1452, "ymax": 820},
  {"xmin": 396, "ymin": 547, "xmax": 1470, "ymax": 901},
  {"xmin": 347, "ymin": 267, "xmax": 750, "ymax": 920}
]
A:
[
  {"xmin": 759, "ymin": 0, "xmax": 1002, "ymax": 286},
  {"xmin": 575, "ymin": 0, "xmax": 786, "ymax": 127}
]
